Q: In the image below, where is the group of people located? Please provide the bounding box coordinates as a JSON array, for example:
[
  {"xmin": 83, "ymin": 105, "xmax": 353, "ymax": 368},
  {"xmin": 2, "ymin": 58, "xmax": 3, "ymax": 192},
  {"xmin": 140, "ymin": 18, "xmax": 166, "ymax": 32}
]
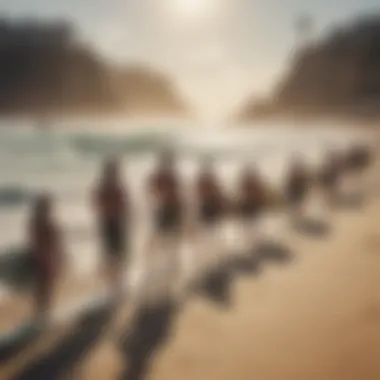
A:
[{"xmin": 26, "ymin": 144, "xmax": 373, "ymax": 322}]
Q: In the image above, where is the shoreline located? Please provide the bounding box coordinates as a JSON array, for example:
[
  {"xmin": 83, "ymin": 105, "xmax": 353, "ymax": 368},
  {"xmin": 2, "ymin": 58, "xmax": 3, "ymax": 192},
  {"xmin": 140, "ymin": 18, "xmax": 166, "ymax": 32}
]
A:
[{"xmin": 0, "ymin": 170, "xmax": 379, "ymax": 378}]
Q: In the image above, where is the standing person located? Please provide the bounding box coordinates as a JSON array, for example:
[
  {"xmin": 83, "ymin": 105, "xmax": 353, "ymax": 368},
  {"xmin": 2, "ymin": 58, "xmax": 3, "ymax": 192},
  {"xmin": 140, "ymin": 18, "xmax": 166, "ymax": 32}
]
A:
[
  {"xmin": 197, "ymin": 159, "xmax": 227, "ymax": 226},
  {"xmin": 28, "ymin": 194, "xmax": 64, "ymax": 323},
  {"xmin": 94, "ymin": 158, "xmax": 128, "ymax": 298},
  {"xmin": 236, "ymin": 165, "xmax": 266, "ymax": 222},
  {"xmin": 285, "ymin": 157, "xmax": 310, "ymax": 220},
  {"xmin": 146, "ymin": 149, "xmax": 185, "ymax": 300},
  {"xmin": 233, "ymin": 165, "xmax": 269, "ymax": 256},
  {"xmin": 194, "ymin": 158, "xmax": 229, "ymax": 273},
  {"xmin": 319, "ymin": 151, "xmax": 342, "ymax": 205}
]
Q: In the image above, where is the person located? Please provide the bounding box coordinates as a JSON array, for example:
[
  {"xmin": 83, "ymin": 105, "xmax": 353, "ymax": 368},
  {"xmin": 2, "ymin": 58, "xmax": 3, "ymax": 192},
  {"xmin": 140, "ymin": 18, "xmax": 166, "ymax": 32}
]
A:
[
  {"xmin": 28, "ymin": 194, "xmax": 64, "ymax": 323},
  {"xmin": 285, "ymin": 157, "xmax": 310, "ymax": 219},
  {"xmin": 236, "ymin": 165, "xmax": 266, "ymax": 221},
  {"xmin": 196, "ymin": 159, "xmax": 227, "ymax": 226},
  {"xmin": 93, "ymin": 158, "xmax": 128, "ymax": 297},
  {"xmin": 192, "ymin": 158, "xmax": 230, "ymax": 275},
  {"xmin": 146, "ymin": 150, "xmax": 185, "ymax": 299},
  {"xmin": 319, "ymin": 151, "xmax": 342, "ymax": 205}
]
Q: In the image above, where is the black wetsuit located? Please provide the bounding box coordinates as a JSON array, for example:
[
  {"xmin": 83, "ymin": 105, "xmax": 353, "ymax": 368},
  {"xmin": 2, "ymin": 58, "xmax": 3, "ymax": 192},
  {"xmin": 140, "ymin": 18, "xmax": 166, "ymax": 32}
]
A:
[
  {"xmin": 95, "ymin": 184, "xmax": 127, "ymax": 258},
  {"xmin": 151, "ymin": 171, "xmax": 183, "ymax": 233},
  {"xmin": 236, "ymin": 176, "xmax": 264, "ymax": 220},
  {"xmin": 197, "ymin": 175, "xmax": 225, "ymax": 225},
  {"xmin": 29, "ymin": 220, "xmax": 59, "ymax": 282}
]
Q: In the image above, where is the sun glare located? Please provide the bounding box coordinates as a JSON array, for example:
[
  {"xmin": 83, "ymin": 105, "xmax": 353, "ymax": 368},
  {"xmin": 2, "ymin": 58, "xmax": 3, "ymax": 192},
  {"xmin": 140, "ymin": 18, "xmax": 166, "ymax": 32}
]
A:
[{"xmin": 170, "ymin": 0, "xmax": 214, "ymax": 18}]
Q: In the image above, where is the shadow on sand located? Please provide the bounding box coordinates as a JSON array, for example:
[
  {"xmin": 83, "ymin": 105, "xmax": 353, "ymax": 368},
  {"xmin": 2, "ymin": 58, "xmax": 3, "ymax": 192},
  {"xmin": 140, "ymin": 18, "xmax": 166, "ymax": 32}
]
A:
[
  {"xmin": 12, "ymin": 304, "xmax": 115, "ymax": 380},
  {"xmin": 119, "ymin": 299, "xmax": 179, "ymax": 380},
  {"xmin": 255, "ymin": 240, "xmax": 293, "ymax": 264},
  {"xmin": 230, "ymin": 252, "xmax": 262, "ymax": 277},
  {"xmin": 193, "ymin": 262, "xmax": 234, "ymax": 308},
  {"xmin": 0, "ymin": 247, "xmax": 35, "ymax": 292},
  {"xmin": 0, "ymin": 322, "xmax": 42, "ymax": 364},
  {"xmin": 294, "ymin": 218, "xmax": 331, "ymax": 238},
  {"xmin": 332, "ymin": 193, "xmax": 366, "ymax": 210}
]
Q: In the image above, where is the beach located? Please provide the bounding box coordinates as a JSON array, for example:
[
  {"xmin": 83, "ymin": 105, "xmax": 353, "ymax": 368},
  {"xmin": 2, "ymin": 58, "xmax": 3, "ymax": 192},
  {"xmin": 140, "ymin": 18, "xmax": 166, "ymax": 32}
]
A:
[
  {"xmin": 0, "ymin": 124, "xmax": 378, "ymax": 380},
  {"xmin": 0, "ymin": 158, "xmax": 378, "ymax": 380}
]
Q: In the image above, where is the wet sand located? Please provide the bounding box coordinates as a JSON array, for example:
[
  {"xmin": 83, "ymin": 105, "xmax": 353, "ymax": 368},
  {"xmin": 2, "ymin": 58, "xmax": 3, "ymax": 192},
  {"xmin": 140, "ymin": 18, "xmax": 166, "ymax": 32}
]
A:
[{"xmin": 1, "ymin": 165, "xmax": 380, "ymax": 380}]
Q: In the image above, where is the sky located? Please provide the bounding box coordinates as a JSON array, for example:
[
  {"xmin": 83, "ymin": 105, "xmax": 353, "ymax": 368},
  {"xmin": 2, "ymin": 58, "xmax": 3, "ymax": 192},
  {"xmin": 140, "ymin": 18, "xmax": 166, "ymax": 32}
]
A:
[{"xmin": 2, "ymin": 0, "xmax": 380, "ymax": 120}]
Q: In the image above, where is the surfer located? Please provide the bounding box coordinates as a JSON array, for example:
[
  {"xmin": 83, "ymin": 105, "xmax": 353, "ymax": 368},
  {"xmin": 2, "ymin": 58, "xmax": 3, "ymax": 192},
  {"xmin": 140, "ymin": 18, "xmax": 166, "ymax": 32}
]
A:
[
  {"xmin": 285, "ymin": 156, "xmax": 310, "ymax": 218},
  {"xmin": 196, "ymin": 158, "xmax": 227, "ymax": 226},
  {"xmin": 28, "ymin": 194, "xmax": 64, "ymax": 322},
  {"xmin": 236, "ymin": 165, "xmax": 267, "ymax": 221},
  {"xmin": 146, "ymin": 149, "xmax": 185, "ymax": 299},
  {"xmin": 94, "ymin": 158, "xmax": 129, "ymax": 297}
]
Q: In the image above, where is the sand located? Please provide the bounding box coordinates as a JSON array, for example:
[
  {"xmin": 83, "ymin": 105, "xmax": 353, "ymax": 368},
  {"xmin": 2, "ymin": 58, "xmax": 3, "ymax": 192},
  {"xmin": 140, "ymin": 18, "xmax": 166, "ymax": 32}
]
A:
[{"xmin": 1, "ymin": 163, "xmax": 380, "ymax": 380}]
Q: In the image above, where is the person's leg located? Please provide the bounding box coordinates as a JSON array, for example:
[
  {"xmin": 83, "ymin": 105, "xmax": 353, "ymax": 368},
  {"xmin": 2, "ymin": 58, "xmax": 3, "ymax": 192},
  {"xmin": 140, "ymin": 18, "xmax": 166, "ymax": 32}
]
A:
[
  {"xmin": 104, "ymin": 221, "xmax": 125, "ymax": 297},
  {"xmin": 34, "ymin": 272, "xmax": 52, "ymax": 323}
]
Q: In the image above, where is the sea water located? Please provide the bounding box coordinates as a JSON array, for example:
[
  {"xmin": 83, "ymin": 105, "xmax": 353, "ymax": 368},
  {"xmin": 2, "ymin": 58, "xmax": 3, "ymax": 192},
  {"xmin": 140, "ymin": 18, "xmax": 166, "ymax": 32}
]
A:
[{"xmin": 0, "ymin": 118, "xmax": 372, "ymax": 304}]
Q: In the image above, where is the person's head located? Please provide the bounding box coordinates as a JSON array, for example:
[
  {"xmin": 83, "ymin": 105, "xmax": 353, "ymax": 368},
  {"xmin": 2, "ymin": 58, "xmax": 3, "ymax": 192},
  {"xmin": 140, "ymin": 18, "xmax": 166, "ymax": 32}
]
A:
[
  {"xmin": 33, "ymin": 193, "xmax": 53, "ymax": 221},
  {"xmin": 102, "ymin": 157, "xmax": 120, "ymax": 183}
]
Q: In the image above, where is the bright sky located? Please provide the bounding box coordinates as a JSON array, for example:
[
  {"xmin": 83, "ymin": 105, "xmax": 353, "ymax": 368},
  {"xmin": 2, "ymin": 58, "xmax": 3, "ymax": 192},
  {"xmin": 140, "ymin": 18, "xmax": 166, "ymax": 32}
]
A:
[{"xmin": 2, "ymin": 0, "xmax": 380, "ymax": 120}]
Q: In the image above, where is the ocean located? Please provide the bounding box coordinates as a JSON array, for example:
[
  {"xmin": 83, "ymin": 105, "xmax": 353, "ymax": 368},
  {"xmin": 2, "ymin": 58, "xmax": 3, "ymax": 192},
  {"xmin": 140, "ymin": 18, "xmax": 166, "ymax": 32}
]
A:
[{"xmin": 0, "ymin": 118, "xmax": 373, "ymax": 305}]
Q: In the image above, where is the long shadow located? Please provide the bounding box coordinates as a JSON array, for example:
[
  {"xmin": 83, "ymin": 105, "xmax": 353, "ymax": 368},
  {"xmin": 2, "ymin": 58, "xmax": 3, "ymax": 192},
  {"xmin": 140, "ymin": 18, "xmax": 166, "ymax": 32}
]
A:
[
  {"xmin": 0, "ymin": 321, "xmax": 42, "ymax": 364},
  {"xmin": 254, "ymin": 240, "xmax": 293, "ymax": 265},
  {"xmin": 294, "ymin": 218, "xmax": 331, "ymax": 238},
  {"xmin": 332, "ymin": 193, "xmax": 366, "ymax": 210},
  {"xmin": 229, "ymin": 251, "xmax": 262, "ymax": 277},
  {"xmin": 0, "ymin": 247, "xmax": 35, "ymax": 292},
  {"xmin": 119, "ymin": 299, "xmax": 179, "ymax": 380},
  {"xmin": 193, "ymin": 262, "xmax": 234, "ymax": 308},
  {"xmin": 12, "ymin": 304, "xmax": 115, "ymax": 380}
]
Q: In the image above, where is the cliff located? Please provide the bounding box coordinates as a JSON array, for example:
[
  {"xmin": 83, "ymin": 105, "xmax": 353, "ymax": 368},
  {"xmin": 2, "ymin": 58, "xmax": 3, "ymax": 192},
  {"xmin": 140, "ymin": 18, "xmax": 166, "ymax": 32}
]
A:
[
  {"xmin": 0, "ymin": 18, "xmax": 187, "ymax": 117},
  {"xmin": 237, "ymin": 15, "xmax": 380, "ymax": 122}
]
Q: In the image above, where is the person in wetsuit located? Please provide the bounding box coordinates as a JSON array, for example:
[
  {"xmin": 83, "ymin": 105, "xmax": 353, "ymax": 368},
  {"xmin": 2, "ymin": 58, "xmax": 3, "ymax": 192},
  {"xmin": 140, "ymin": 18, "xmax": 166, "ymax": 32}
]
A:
[
  {"xmin": 236, "ymin": 166, "xmax": 267, "ymax": 221},
  {"xmin": 196, "ymin": 160, "xmax": 227, "ymax": 226},
  {"xmin": 285, "ymin": 157, "xmax": 310, "ymax": 216},
  {"xmin": 146, "ymin": 150, "xmax": 184, "ymax": 298},
  {"xmin": 149, "ymin": 151, "xmax": 183, "ymax": 234},
  {"xmin": 94, "ymin": 158, "xmax": 128, "ymax": 296},
  {"xmin": 28, "ymin": 194, "xmax": 64, "ymax": 322}
]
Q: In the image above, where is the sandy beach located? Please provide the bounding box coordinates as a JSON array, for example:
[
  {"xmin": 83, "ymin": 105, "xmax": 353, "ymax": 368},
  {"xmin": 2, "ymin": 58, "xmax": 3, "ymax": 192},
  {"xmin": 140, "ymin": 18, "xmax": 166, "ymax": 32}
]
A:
[{"xmin": 0, "ymin": 158, "xmax": 379, "ymax": 380}]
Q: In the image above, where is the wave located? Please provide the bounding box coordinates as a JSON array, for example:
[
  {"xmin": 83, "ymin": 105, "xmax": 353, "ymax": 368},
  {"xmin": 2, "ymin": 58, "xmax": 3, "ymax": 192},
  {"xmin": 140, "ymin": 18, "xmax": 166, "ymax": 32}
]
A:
[
  {"xmin": 0, "ymin": 186, "xmax": 35, "ymax": 209},
  {"xmin": 69, "ymin": 131, "xmax": 175, "ymax": 157}
]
